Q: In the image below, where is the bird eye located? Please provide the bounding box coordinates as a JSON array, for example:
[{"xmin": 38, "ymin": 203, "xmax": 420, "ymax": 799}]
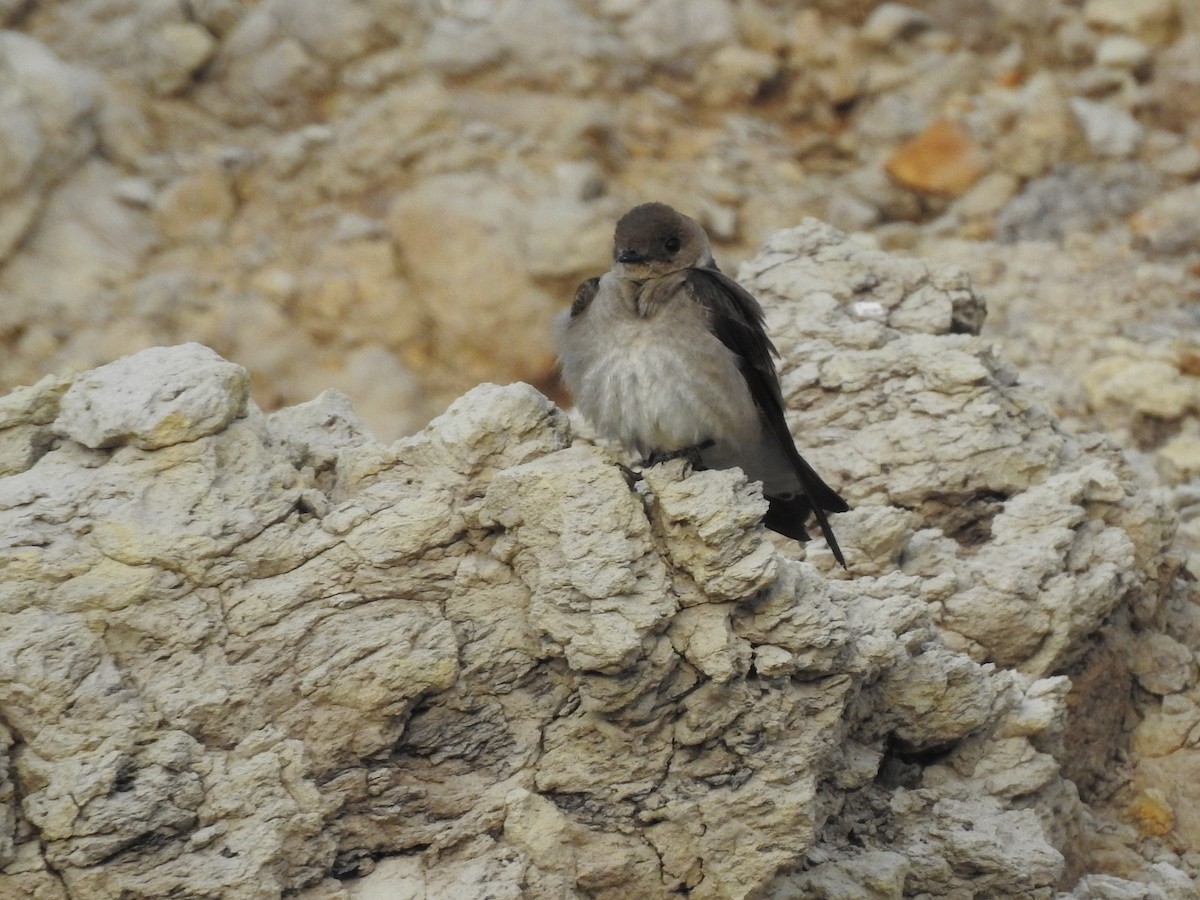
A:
[{"xmin": 664, "ymin": 236, "xmax": 682, "ymax": 253}]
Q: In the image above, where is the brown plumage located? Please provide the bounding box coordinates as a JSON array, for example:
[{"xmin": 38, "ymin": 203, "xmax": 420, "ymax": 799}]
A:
[{"xmin": 558, "ymin": 202, "xmax": 848, "ymax": 566}]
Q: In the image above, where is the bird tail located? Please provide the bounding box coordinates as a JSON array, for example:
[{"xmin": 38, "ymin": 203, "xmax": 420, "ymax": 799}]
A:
[{"xmin": 765, "ymin": 488, "xmax": 848, "ymax": 569}]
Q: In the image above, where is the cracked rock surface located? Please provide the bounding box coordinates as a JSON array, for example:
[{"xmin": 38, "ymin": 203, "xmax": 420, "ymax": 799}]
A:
[{"xmin": 1, "ymin": 223, "xmax": 1189, "ymax": 899}]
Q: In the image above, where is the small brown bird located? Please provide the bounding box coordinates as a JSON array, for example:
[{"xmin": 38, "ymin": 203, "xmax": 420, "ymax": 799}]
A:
[{"xmin": 557, "ymin": 202, "xmax": 848, "ymax": 566}]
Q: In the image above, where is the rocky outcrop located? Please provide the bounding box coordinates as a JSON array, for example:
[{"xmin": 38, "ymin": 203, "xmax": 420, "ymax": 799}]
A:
[
  {"xmin": 0, "ymin": 223, "xmax": 1189, "ymax": 899},
  {"xmin": 4, "ymin": 1, "xmax": 1200, "ymax": 443}
]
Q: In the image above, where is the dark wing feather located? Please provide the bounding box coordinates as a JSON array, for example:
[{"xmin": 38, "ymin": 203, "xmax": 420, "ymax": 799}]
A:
[
  {"xmin": 683, "ymin": 266, "xmax": 848, "ymax": 566},
  {"xmin": 571, "ymin": 277, "xmax": 600, "ymax": 318}
]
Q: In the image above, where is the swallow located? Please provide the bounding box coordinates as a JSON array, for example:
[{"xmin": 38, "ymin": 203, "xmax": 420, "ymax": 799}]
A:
[{"xmin": 556, "ymin": 202, "xmax": 848, "ymax": 565}]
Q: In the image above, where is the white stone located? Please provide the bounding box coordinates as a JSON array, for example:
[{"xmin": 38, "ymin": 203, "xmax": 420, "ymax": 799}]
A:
[
  {"xmin": 1095, "ymin": 34, "xmax": 1153, "ymax": 70},
  {"xmin": 145, "ymin": 22, "xmax": 216, "ymax": 95},
  {"xmin": 1070, "ymin": 96, "xmax": 1146, "ymax": 158},
  {"xmin": 861, "ymin": 3, "xmax": 936, "ymax": 46},
  {"xmin": 54, "ymin": 343, "xmax": 249, "ymax": 449},
  {"xmin": 1084, "ymin": 0, "xmax": 1180, "ymax": 45}
]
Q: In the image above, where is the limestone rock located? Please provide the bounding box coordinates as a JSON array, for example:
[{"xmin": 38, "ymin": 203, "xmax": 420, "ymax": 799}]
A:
[
  {"xmin": 0, "ymin": 220, "xmax": 1184, "ymax": 898},
  {"xmin": 1084, "ymin": 0, "xmax": 1182, "ymax": 46},
  {"xmin": 1130, "ymin": 183, "xmax": 1200, "ymax": 254},
  {"xmin": 1070, "ymin": 97, "xmax": 1146, "ymax": 159},
  {"xmin": 54, "ymin": 342, "xmax": 249, "ymax": 450},
  {"xmin": 388, "ymin": 174, "xmax": 566, "ymax": 387},
  {"xmin": 0, "ymin": 2, "xmax": 1198, "ymax": 895},
  {"xmin": 0, "ymin": 32, "xmax": 99, "ymax": 262}
]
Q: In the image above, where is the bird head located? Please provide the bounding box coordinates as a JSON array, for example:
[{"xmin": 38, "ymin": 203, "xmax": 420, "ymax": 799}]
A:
[{"xmin": 612, "ymin": 202, "xmax": 712, "ymax": 279}]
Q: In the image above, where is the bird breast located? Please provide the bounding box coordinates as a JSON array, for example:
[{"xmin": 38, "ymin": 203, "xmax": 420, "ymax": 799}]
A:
[{"xmin": 560, "ymin": 274, "xmax": 760, "ymax": 458}]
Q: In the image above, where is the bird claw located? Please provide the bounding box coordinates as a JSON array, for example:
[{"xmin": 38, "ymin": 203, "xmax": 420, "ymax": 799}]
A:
[
  {"xmin": 617, "ymin": 461, "xmax": 642, "ymax": 489},
  {"xmin": 645, "ymin": 439, "xmax": 714, "ymax": 469}
]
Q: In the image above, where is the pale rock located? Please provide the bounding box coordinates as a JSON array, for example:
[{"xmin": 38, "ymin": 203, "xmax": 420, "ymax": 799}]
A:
[
  {"xmin": 1130, "ymin": 183, "xmax": 1200, "ymax": 254},
  {"xmin": 642, "ymin": 461, "xmax": 777, "ymax": 602},
  {"xmin": 1070, "ymin": 97, "xmax": 1146, "ymax": 159},
  {"xmin": 695, "ymin": 45, "xmax": 778, "ymax": 107},
  {"xmin": 521, "ymin": 195, "xmax": 612, "ymax": 280},
  {"xmin": 1083, "ymin": 357, "xmax": 1198, "ymax": 420},
  {"xmin": 153, "ymin": 165, "xmax": 237, "ymax": 242},
  {"xmin": 860, "ymin": 3, "xmax": 935, "ymax": 46},
  {"xmin": 423, "ymin": 0, "xmax": 620, "ymax": 89},
  {"xmin": 878, "ymin": 644, "xmax": 999, "ymax": 747},
  {"xmin": 1084, "ymin": 0, "xmax": 1181, "ymax": 46},
  {"xmin": 0, "ymin": 191, "xmax": 40, "ymax": 268},
  {"xmin": 0, "ymin": 7, "xmax": 1197, "ymax": 894},
  {"xmin": 0, "ymin": 159, "xmax": 158, "ymax": 339},
  {"xmin": 145, "ymin": 22, "xmax": 216, "ymax": 95},
  {"xmin": 1157, "ymin": 434, "xmax": 1200, "ymax": 482},
  {"xmin": 189, "ymin": 0, "xmax": 246, "ymax": 36},
  {"xmin": 952, "ymin": 169, "xmax": 1020, "ymax": 221},
  {"xmin": 731, "ymin": 561, "xmax": 849, "ymax": 675},
  {"xmin": 752, "ymin": 644, "xmax": 794, "ymax": 676},
  {"xmin": 333, "ymin": 78, "xmax": 456, "ymax": 177},
  {"xmin": 286, "ymin": 345, "xmax": 424, "ymax": 444},
  {"xmin": 1129, "ymin": 632, "xmax": 1197, "ymax": 695},
  {"xmin": 337, "ymin": 839, "xmax": 532, "ymax": 900},
  {"xmin": 245, "ymin": 40, "xmax": 316, "ymax": 105},
  {"xmin": 271, "ymin": 0, "xmax": 377, "ymax": 63},
  {"xmin": 54, "ymin": 343, "xmax": 249, "ymax": 450},
  {"xmin": 825, "ymin": 190, "xmax": 881, "ymax": 233},
  {"xmin": 0, "ymin": 373, "xmax": 72, "ymax": 477},
  {"xmin": 893, "ymin": 795, "xmax": 1065, "ymax": 894},
  {"xmin": 0, "ymin": 32, "xmax": 97, "ymax": 177},
  {"xmin": 1151, "ymin": 141, "xmax": 1200, "ymax": 178},
  {"xmin": 389, "ymin": 174, "xmax": 560, "ymax": 386},
  {"xmin": 622, "ymin": 0, "xmax": 736, "ymax": 65},
  {"xmin": 198, "ymin": 4, "xmax": 330, "ymax": 125},
  {"xmin": 840, "ymin": 164, "xmax": 925, "ymax": 223},
  {"xmin": 1069, "ymin": 873, "xmax": 1173, "ymax": 899},
  {"xmin": 1144, "ymin": 861, "xmax": 1200, "ymax": 900},
  {"xmin": 989, "ymin": 72, "xmax": 1087, "ymax": 179},
  {"xmin": 0, "ymin": 224, "xmax": 1177, "ymax": 898},
  {"xmin": 477, "ymin": 444, "xmax": 674, "ymax": 673},
  {"xmin": 487, "ymin": 0, "xmax": 626, "ymax": 90},
  {"xmin": 1130, "ymin": 692, "xmax": 1200, "ymax": 758},
  {"xmin": 0, "ymin": 80, "xmax": 44, "ymax": 197},
  {"xmin": 0, "ymin": 32, "xmax": 99, "ymax": 261},
  {"xmin": 1095, "ymin": 35, "xmax": 1154, "ymax": 72},
  {"xmin": 738, "ymin": 221, "xmax": 1167, "ymax": 677},
  {"xmin": 788, "ymin": 849, "xmax": 909, "ymax": 897},
  {"xmin": 669, "ymin": 603, "xmax": 751, "ymax": 682},
  {"xmin": 421, "ymin": 15, "xmax": 505, "ymax": 76},
  {"xmin": 298, "ymin": 237, "xmax": 421, "ymax": 351},
  {"xmin": 113, "ymin": 176, "xmax": 156, "ymax": 208}
]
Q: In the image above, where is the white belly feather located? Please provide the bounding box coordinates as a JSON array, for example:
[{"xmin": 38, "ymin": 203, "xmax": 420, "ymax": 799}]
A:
[{"xmin": 558, "ymin": 275, "xmax": 761, "ymax": 460}]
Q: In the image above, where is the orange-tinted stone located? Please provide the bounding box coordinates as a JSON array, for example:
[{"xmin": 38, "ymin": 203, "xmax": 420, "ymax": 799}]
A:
[{"xmin": 885, "ymin": 119, "xmax": 990, "ymax": 197}]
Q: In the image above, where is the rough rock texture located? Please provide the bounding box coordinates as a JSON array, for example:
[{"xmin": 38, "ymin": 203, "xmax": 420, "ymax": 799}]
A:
[
  {"xmin": 3, "ymin": 0, "xmax": 1200, "ymax": 440},
  {"xmin": 5, "ymin": 1, "xmax": 1200, "ymax": 894},
  {"xmin": 1, "ymin": 224, "xmax": 1190, "ymax": 899}
]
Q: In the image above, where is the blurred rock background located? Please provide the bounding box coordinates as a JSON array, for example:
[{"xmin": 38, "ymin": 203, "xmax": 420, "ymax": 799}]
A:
[{"xmin": 3, "ymin": 0, "xmax": 1200, "ymax": 886}]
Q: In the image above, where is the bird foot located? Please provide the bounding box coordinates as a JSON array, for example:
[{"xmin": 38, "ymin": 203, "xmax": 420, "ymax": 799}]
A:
[
  {"xmin": 645, "ymin": 440, "xmax": 714, "ymax": 469},
  {"xmin": 616, "ymin": 461, "xmax": 642, "ymax": 489}
]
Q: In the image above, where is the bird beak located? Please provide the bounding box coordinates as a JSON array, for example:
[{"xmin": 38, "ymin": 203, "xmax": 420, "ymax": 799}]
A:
[{"xmin": 616, "ymin": 248, "xmax": 647, "ymax": 264}]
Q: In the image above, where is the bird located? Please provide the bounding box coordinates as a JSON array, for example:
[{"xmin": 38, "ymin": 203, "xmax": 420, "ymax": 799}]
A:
[{"xmin": 556, "ymin": 202, "xmax": 848, "ymax": 566}]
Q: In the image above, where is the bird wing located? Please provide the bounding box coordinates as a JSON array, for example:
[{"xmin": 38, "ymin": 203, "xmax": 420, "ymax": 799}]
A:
[
  {"xmin": 570, "ymin": 277, "xmax": 601, "ymax": 319},
  {"xmin": 683, "ymin": 266, "xmax": 848, "ymax": 564}
]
